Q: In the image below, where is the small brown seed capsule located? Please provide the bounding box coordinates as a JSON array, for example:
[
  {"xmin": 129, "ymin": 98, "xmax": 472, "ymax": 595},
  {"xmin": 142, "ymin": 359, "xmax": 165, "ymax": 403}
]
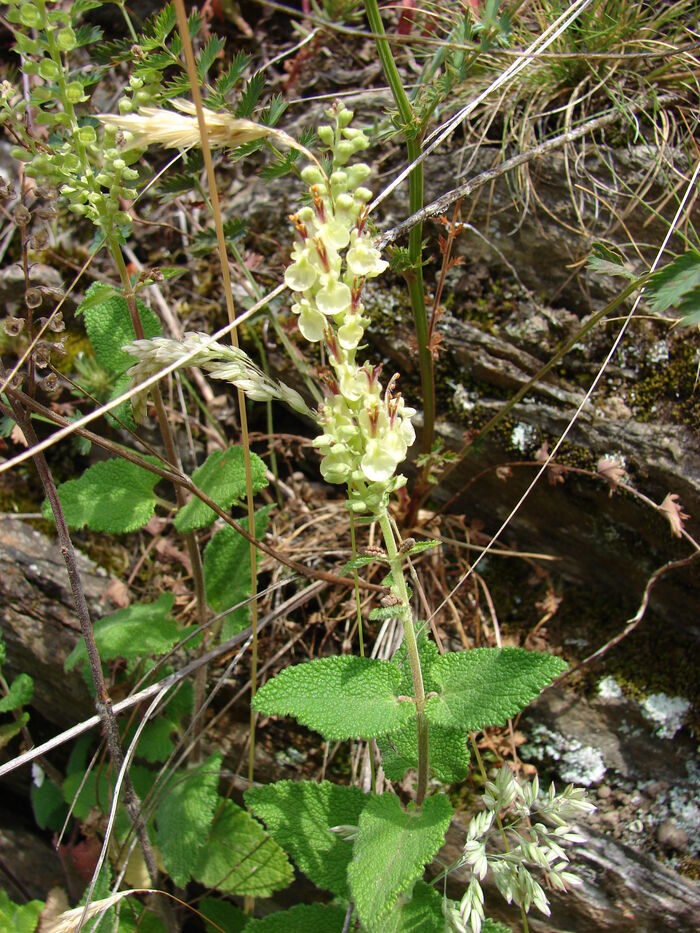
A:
[
  {"xmin": 25, "ymin": 288, "xmax": 42, "ymax": 309},
  {"xmin": 13, "ymin": 204, "xmax": 31, "ymax": 227},
  {"xmin": 3, "ymin": 317, "xmax": 24, "ymax": 336}
]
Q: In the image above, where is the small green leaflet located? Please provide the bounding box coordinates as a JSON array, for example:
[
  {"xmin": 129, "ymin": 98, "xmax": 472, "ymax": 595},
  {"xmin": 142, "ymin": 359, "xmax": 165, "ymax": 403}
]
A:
[
  {"xmin": 0, "ymin": 714, "xmax": 28, "ymax": 750},
  {"xmin": 201, "ymin": 898, "xmax": 247, "ymax": 933},
  {"xmin": 44, "ymin": 458, "xmax": 160, "ymax": 534},
  {"xmin": 252, "ymin": 656, "xmax": 415, "ymax": 741},
  {"xmin": 347, "ymin": 793, "xmax": 453, "ymax": 929},
  {"xmin": 424, "ymin": 647, "xmax": 567, "ymax": 731},
  {"xmin": 156, "ymin": 752, "xmax": 222, "ymax": 887},
  {"xmin": 340, "ymin": 553, "xmax": 388, "ymax": 574},
  {"xmin": 381, "ymin": 880, "xmax": 446, "ymax": 933},
  {"xmin": 174, "ymin": 447, "xmax": 268, "ymax": 533},
  {"xmin": 483, "ymin": 921, "xmax": 514, "ymax": 932},
  {"xmin": 587, "ymin": 243, "xmax": 634, "ymax": 279},
  {"xmin": 193, "ymin": 798, "xmax": 293, "ymax": 897},
  {"xmin": 31, "ymin": 778, "xmax": 68, "ymax": 831},
  {"xmin": 0, "ymin": 673, "xmax": 33, "ymax": 712},
  {"xmin": 646, "ymin": 250, "xmax": 700, "ymax": 326},
  {"xmin": 406, "ymin": 539, "xmax": 442, "ymax": 556},
  {"xmin": 204, "ymin": 505, "xmax": 273, "ymax": 640},
  {"xmin": 245, "ymin": 780, "xmax": 366, "ymax": 898},
  {"xmin": 0, "ymin": 889, "xmax": 44, "ymax": 933},
  {"xmin": 65, "ymin": 594, "xmax": 188, "ymax": 671},
  {"xmin": 242, "ymin": 903, "xmax": 348, "ymax": 932}
]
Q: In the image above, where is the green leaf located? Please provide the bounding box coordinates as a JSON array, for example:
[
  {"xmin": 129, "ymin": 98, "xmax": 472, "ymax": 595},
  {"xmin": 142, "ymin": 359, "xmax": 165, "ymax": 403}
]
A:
[
  {"xmin": 380, "ymin": 719, "xmax": 469, "ymax": 785},
  {"xmin": 214, "ymin": 51, "xmax": 251, "ymax": 100},
  {"xmin": 381, "ymin": 638, "xmax": 469, "ymax": 783},
  {"xmin": 236, "ymin": 72, "xmax": 264, "ymax": 118},
  {"xmin": 381, "ymin": 880, "xmax": 446, "ymax": 933},
  {"xmin": 174, "ymin": 447, "xmax": 268, "ymax": 533},
  {"xmin": 647, "ymin": 251, "xmax": 700, "ymax": 321},
  {"xmin": 587, "ymin": 243, "xmax": 633, "ymax": 278},
  {"xmin": 201, "ymin": 897, "xmax": 247, "ymax": 933},
  {"xmin": 340, "ymin": 553, "xmax": 388, "ymax": 574},
  {"xmin": 193, "ymin": 798, "xmax": 293, "ymax": 897},
  {"xmin": 156, "ymin": 752, "xmax": 222, "ymax": 887},
  {"xmin": 0, "ymin": 713, "xmax": 28, "ymax": 749},
  {"xmin": 348, "ymin": 793, "xmax": 453, "ymax": 929},
  {"xmin": 31, "ymin": 777, "xmax": 68, "ymax": 831},
  {"xmin": 44, "ymin": 458, "xmax": 160, "ymax": 534},
  {"xmin": 406, "ymin": 540, "xmax": 442, "ymax": 556},
  {"xmin": 369, "ymin": 605, "xmax": 410, "ymax": 621},
  {"xmin": 0, "ymin": 890, "xmax": 43, "ymax": 933},
  {"xmin": 425, "ymin": 648, "xmax": 567, "ymax": 731},
  {"xmin": 243, "ymin": 903, "xmax": 347, "ymax": 932},
  {"xmin": 483, "ymin": 921, "xmax": 514, "ymax": 932},
  {"xmin": 204, "ymin": 505, "xmax": 273, "ymax": 639},
  {"xmin": 252, "ymin": 656, "xmax": 414, "ymax": 741},
  {"xmin": 197, "ymin": 35, "xmax": 225, "ymax": 80},
  {"xmin": 80, "ymin": 282, "xmax": 162, "ymax": 376},
  {"xmin": 0, "ymin": 673, "xmax": 33, "ymax": 712},
  {"xmin": 128, "ymin": 717, "xmax": 175, "ymax": 763},
  {"xmin": 244, "ymin": 780, "xmax": 366, "ymax": 898},
  {"xmin": 65, "ymin": 594, "xmax": 187, "ymax": 671}
]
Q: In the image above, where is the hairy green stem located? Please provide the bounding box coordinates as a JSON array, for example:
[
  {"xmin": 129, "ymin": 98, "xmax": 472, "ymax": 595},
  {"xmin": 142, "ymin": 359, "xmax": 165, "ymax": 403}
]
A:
[
  {"xmin": 363, "ymin": 0, "xmax": 434, "ymax": 461},
  {"xmin": 378, "ymin": 511, "xmax": 428, "ymax": 805}
]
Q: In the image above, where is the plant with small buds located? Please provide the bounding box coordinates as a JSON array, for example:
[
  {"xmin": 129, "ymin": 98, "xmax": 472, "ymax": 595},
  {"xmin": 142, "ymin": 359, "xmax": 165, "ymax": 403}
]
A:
[{"xmin": 122, "ymin": 101, "xmax": 587, "ymax": 931}]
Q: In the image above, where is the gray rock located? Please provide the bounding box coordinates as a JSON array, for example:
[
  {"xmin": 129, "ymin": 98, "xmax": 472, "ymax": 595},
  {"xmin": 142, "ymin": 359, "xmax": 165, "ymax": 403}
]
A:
[{"xmin": 656, "ymin": 819, "xmax": 690, "ymax": 852}]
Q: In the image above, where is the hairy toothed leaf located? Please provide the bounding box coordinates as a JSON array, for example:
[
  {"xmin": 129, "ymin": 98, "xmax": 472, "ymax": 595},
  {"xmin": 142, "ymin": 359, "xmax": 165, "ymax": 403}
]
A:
[
  {"xmin": 201, "ymin": 898, "xmax": 247, "ymax": 933},
  {"xmin": 379, "ymin": 637, "xmax": 469, "ymax": 783},
  {"xmin": 236, "ymin": 72, "xmax": 265, "ymax": 118},
  {"xmin": 252, "ymin": 656, "xmax": 414, "ymax": 740},
  {"xmin": 156, "ymin": 752, "xmax": 222, "ymax": 887},
  {"xmin": 64, "ymin": 594, "xmax": 188, "ymax": 671},
  {"xmin": 0, "ymin": 673, "xmax": 33, "ymax": 712},
  {"xmin": 380, "ymin": 718, "xmax": 470, "ymax": 785},
  {"xmin": 0, "ymin": 890, "xmax": 43, "ymax": 933},
  {"xmin": 382, "ymin": 880, "xmax": 446, "ymax": 933},
  {"xmin": 243, "ymin": 903, "xmax": 347, "ymax": 932},
  {"xmin": 340, "ymin": 553, "xmax": 388, "ymax": 574},
  {"xmin": 193, "ymin": 798, "xmax": 293, "ymax": 897},
  {"xmin": 406, "ymin": 539, "xmax": 442, "ymax": 556},
  {"xmin": 647, "ymin": 251, "xmax": 700, "ymax": 324},
  {"xmin": 348, "ymin": 793, "xmax": 453, "ymax": 929},
  {"xmin": 425, "ymin": 648, "xmax": 567, "ymax": 731},
  {"xmin": 204, "ymin": 505, "xmax": 273, "ymax": 639},
  {"xmin": 197, "ymin": 34, "xmax": 225, "ymax": 80},
  {"xmin": 174, "ymin": 447, "xmax": 268, "ymax": 533},
  {"xmin": 43, "ymin": 458, "xmax": 160, "ymax": 534},
  {"xmin": 245, "ymin": 780, "xmax": 366, "ymax": 897},
  {"xmin": 80, "ymin": 282, "xmax": 161, "ymax": 375}
]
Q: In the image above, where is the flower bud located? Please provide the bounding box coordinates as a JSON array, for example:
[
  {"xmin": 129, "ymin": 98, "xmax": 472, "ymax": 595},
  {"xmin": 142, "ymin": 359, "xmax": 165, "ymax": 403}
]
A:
[
  {"xmin": 317, "ymin": 125, "xmax": 334, "ymax": 147},
  {"xmin": 19, "ymin": 3, "xmax": 42, "ymax": 28},
  {"xmin": 38, "ymin": 58, "xmax": 60, "ymax": 82},
  {"xmin": 57, "ymin": 27, "xmax": 77, "ymax": 51}
]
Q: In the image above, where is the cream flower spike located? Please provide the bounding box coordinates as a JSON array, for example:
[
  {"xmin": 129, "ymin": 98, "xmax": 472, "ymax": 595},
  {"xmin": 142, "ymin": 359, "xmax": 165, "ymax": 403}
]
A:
[{"xmin": 99, "ymin": 99, "xmax": 323, "ymax": 172}]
